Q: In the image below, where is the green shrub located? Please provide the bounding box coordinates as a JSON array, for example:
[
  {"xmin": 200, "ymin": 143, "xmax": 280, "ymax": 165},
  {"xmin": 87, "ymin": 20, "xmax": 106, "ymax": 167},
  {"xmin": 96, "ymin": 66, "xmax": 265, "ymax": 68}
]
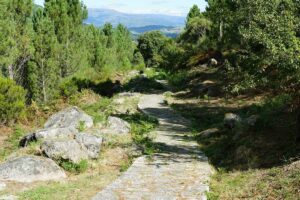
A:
[
  {"xmin": 59, "ymin": 159, "xmax": 88, "ymax": 174},
  {"xmin": 168, "ymin": 71, "xmax": 189, "ymax": 87},
  {"xmin": 59, "ymin": 79, "xmax": 78, "ymax": 98},
  {"xmin": 0, "ymin": 77, "xmax": 26, "ymax": 124}
]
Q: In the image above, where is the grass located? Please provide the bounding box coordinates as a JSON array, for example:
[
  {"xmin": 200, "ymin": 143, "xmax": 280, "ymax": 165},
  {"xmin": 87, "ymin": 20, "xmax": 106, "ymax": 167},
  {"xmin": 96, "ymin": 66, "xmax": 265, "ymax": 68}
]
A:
[
  {"xmin": 117, "ymin": 113, "xmax": 159, "ymax": 155},
  {"xmin": 59, "ymin": 159, "xmax": 88, "ymax": 174},
  {"xmin": 79, "ymin": 97, "xmax": 113, "ymax": 124},
  {"xmin": 207, "ymin": 163, "xmax": 300, "ymax": 199},
  {"xmin": 0, "ymin": 125, "xmax": 27, "ymax": 161}
]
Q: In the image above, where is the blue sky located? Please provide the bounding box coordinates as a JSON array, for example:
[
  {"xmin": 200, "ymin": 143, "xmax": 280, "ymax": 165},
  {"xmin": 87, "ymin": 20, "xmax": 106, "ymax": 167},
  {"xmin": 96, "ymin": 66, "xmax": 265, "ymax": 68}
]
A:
[{"xmin": 34, "ymin": 0, "xmax": 207, "ymax": 16}]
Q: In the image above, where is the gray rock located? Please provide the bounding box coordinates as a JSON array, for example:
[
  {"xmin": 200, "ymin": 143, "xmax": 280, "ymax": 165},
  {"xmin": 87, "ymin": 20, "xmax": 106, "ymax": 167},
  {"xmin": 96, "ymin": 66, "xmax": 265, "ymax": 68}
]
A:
[
  {"xmin": 19, "ymin": 127, "xmax": 79, "ymax": 148},
  {"xmin": 199, "ymin": 128, "xmax": 220, "ymax": 138},
  {"xmin": 0, "ymin": 182, "xmax": 6, "ymax": 191},
  {"xmin": 35, "ymin": 127, "xmax": 78, "ymax": 140},
  {"xmin": 0, "ymin": 195, "xmax": 18, "ymax": 200},
  {"xmin": 224, "ymin": 113, "xmax": 242, "ymax": 129},
  {"xmin": 44, "ymin": 107, "xmax": 93, "ymax": 129},
  {"xmin": 118, "ymin": 92, "xmax": 139, "ymax": 97},
  {"xmin": 128, "ymin": 70, "xmax": 139, "ymax": 77},
  {"xmin": 75, "ymin": 133, "xmax": 103, "ymax": 159},
  {"xmin": 0, "ymin": 156, "xmax": 66, "ymax": 183},
  {"xmin": 103, "ymin": 117, "xmax": 131, "ymax": 134},
  {"xmin": 41, "ymin": 140, "xmax": 88, "ymax": 163},
  {"xmin": 208, "ymin": 58, "xmax": 218, "ymax": 67},
  {"xmin": 245, "ymin": 115, "xmax": 259, "ymax": 126}
]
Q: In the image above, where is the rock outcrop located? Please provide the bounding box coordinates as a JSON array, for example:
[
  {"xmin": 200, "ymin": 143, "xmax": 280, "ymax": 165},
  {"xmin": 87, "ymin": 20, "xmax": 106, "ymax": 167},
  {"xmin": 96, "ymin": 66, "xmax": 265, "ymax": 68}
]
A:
[
  {"xmin": 102, "ymin": 117, "xmax": 131, "ymax": 134},
  {"xmin": 35, "ymin": 127, "xmax": 78, "ymax": 140},
  {"xmin": 75, "ymin": 133, "xmax": 103, "ymax": 159},
  {"xmin": 0, "ymin": 156, "xmax": 66, "ymax": 183},
  {"xmin": 20, "ymin": 107, "xmax": 93, "ymax": 147},
  {"xmin": 44, "ymin": 107, "xmax": 93, "ymax": 129}
]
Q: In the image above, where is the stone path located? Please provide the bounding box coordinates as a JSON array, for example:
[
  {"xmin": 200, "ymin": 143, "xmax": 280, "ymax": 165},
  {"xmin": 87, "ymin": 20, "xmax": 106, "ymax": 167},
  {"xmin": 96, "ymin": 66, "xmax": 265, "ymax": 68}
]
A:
[{"xmin": 93, "ymin": 94, "xmax": 212, "ymax": 200}]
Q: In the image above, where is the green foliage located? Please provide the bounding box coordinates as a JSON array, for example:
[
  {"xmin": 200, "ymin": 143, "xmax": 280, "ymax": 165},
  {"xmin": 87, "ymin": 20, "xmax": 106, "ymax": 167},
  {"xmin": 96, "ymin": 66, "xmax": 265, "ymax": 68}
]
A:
[
  {"xmin": 0, "ymin": 77, "xmax": 26, "ymax": 124},
  {"xmin": 186, "ymin": 4, "xmax": 202, "ymax": 23},
  {"xmin": 80, "ymin": 98, "xmax": 113, "ymax": 124},
  {"xmin": 132, "ymin": 51, "xmax": 146, "ymax": 70},
  {"xmin": 0, "ymin": 0, "xmax": 137, "ymax": 109},
  {"xmin": 59, "ymin": 79, "xmax": 79, "ymax": 98},
  {"xmin": 119, "ymin": 159, "xmax": 133, "ymax": 172},
  {"xmin": 59, "ymin": 159, "xmax": 88, "ymax": 174},
  {"xmin": 28, "ymin": 11, "xmax": 59, "ymax": 103},
  {"xmin": 137, "ymin": 31, "xmax": 169, "ymax": 67},
  {"xmin": 77, "ymin": 121, "xmax": 86, "ymax": 132},
  {"xmin": 205, "ymin": 0, "xmax": 300, "ymax": 90},
  {"xmin": 167, "ymin": 71, "xmax": 189, "ymax": 87}
]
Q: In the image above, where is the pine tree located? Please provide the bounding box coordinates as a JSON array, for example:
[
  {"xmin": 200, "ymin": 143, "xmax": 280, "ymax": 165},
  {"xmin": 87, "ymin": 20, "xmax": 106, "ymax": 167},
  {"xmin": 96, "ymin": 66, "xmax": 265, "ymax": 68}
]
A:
[
  {"xmin": 44, "ymin": 0, "xmax": 87, "ymax": 78},
  {"xmin": 0, "ymin": 0, "xmax": 18, "ymax": 77},
  {"xmin": 2, "ymin": 0, "xmax": 34, "ymax": 85},
  {"xmin": 28, "ymin": 9, "xmax": 59, "ymax": 103},
  {"xmin": 186, "ymin": 5, "xmax": 201, "ymax": 23}
]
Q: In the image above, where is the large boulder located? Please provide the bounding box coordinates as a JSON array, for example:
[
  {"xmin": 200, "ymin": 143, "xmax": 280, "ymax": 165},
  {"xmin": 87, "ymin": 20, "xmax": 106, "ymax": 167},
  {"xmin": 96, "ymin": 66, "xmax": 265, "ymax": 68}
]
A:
[
  {"xmin": 75, "ymin": 133, "xmax": 103, "ymax": 159},
  {"xmin": 19, "ymin": 127, "xmax": 78, "ymax": 148},
  {"xmin": 224, "ymin": 113, "xmax": 242, "ymax": 129},
  {"xmin": 41, "ymin": 140, "xmax": 88, "ymax": 163},
  {"xmin": 36, "ymin": 127, "xmax": 78, "ymax": 140},
  {"xmin": 44, "ymin": 107, "xmax": 93, "ymax": 129},
  {"xmin": 0, "ymin": 156, "xmax": 66, "ymax": 183},
  {"xmin": 102, "ymin": 117, "xmax": 131, "ymax": 134}
]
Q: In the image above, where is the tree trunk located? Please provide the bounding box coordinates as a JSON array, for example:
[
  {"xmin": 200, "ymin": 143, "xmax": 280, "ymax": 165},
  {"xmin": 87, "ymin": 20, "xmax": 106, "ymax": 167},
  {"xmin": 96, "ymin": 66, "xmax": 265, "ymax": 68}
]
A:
[
  {"xmin": 219, "ymin": 20, "xmax": 224, "ymax": 41},
  {"xmin": 297, "ymin": 107, "xmax": 300, "ymax": 143},
  {"xmin": 8, "ymin": 65, "xmax": 14, "ymax": 80},
  {"xmin": 41, "ymin": 60, "xmax": 47, "ymax": 103}
]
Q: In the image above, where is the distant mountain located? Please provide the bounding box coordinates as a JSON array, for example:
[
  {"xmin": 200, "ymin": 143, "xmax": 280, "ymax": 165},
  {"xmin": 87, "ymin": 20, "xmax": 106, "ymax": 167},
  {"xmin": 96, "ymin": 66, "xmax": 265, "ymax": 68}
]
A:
[
  {"xmin": 86, "ymin": 9, "xmax": 185, "ymax": 28},
  {"xmin": 86, "ymin": 9, "xmax": 185, "ymax": 38}
]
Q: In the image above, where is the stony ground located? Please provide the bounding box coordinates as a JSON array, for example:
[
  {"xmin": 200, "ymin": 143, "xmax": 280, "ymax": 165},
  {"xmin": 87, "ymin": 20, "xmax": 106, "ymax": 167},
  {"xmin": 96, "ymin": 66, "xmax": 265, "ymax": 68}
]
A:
[{"xmin": 93, "ymin": 93, "xmax": 212, "ymax": 200}]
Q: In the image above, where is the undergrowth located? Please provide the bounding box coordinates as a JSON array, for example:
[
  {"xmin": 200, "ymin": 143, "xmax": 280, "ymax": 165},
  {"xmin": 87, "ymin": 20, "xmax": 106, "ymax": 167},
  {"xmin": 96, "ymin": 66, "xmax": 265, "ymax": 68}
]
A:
[
  {"xmin": 118, "ymin": 113, "xmax": 159, "ymax": 155},
  {"xmin": 58, "ymin": 159, "xmax": 88, "ymax": 174}
]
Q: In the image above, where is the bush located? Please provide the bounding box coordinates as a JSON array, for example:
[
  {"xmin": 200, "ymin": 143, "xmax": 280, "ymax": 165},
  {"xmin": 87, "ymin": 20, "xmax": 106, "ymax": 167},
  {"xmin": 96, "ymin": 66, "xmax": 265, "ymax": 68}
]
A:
[
  {"xmin": 0, "ymin": 77, "xmax": 26, "ymax": 124},
  {"xmin": 59, "ymin": 79, "xmax": 78, "ymax": 98},
  {"xmin": 168, "ymin": 71, "xmax": 189, "ymax": 87}
]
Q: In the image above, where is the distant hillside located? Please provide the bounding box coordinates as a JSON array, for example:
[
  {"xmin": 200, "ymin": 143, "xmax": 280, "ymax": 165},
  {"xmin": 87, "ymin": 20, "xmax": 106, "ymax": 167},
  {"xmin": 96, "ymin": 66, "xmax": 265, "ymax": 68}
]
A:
[
  {"xmin": 86, "ymin": 9, "xmax": 185, "ymax": 28},
  {"xmin": 129, "ymin": 25, "xmax": 183, "ymax": 38}
]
